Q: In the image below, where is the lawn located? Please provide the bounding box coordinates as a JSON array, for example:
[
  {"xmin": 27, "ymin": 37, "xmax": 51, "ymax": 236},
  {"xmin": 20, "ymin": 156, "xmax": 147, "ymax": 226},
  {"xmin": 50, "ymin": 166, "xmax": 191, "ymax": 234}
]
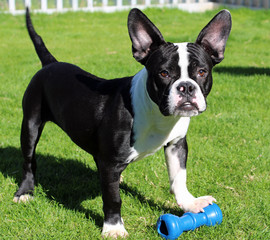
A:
[{"xmin": 0, "ymin": 7, "xmax": 269, "ymax": 239}]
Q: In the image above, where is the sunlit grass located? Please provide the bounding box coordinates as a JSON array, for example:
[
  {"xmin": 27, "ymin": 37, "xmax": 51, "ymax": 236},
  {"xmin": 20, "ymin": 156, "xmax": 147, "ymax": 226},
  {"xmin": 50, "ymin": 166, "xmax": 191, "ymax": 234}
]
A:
[{"xmin": 0, "ymin": 8, "xmax": 269, "ymax": 239}]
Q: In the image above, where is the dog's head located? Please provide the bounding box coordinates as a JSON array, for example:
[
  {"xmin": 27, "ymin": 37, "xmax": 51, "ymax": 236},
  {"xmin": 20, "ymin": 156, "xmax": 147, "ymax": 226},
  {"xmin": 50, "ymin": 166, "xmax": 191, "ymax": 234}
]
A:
[{"xmin": 128, "ymin": 9, "xmax": 231, "ymax": 117}]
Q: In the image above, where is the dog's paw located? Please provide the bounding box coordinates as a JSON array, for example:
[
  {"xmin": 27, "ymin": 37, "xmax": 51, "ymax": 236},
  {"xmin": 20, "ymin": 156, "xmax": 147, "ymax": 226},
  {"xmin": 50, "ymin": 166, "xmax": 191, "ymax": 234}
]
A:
[
  {"xmin": 102, "ymin": 229, "xmax": 128, "ymax": 239},
  {"xmin": 13, "ymin": 194, "xmax": 33, "ymax": 203},
  {"xmin": 102, "ymin": 221, "xmax": 128, "ymax": 239},
  {"xmin": 180, "ymin": 196, "xmax": 216, "ymax": 213}
]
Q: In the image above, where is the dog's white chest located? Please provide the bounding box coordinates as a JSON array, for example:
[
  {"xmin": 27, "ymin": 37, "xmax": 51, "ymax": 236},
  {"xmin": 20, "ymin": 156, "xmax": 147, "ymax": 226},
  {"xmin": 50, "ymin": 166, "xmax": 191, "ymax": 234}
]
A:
[
  {"xmin": 127, "ymin": 69, "xmax": 190, "ymax": 163},
  {"xmin": 129, "ymin": 117, "xmax": 190, "ymax": 162}
]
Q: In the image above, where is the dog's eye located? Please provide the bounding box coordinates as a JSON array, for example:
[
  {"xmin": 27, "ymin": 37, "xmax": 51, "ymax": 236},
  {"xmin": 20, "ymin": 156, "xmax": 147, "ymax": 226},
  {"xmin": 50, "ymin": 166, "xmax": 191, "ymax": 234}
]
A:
[
  {"xmin": 160, "ymin": 70, "xmax": 169, "ymax": 78},
  {"xmin": 198, "ymin": 69, "xmax": 207, "ymax": 77}
]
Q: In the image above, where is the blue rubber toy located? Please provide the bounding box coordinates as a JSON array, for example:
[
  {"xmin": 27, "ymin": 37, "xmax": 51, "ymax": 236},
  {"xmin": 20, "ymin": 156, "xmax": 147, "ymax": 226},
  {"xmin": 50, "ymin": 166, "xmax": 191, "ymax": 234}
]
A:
[{"xmin": 156, "ymin": 203, "xmax": 222, "ymax": 239}]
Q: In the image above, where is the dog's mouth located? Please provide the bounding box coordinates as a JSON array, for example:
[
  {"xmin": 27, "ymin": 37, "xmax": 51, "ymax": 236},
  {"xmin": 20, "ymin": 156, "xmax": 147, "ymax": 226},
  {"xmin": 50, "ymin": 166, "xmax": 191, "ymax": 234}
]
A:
[
  {"xmin": 159, "ymin": 95, "xmax": 205, "ymax": 117},
  {"xmin": 177, "ymin": 101, "xmax": 199, "ymax": 112},
  {"xmin": 173, "ymin": 101, "xmax": 201, "ymax": 117},
  {"xmin": 178, "ymin": 101, "xmax": 198, "ymax": 111}
]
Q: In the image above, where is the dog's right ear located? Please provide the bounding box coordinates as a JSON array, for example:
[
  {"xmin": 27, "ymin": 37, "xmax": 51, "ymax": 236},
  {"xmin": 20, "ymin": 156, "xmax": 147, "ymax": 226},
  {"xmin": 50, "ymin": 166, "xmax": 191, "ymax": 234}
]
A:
[{"xmin": 128, "ymin": 8, "xmax": 166, "ymax": 65}]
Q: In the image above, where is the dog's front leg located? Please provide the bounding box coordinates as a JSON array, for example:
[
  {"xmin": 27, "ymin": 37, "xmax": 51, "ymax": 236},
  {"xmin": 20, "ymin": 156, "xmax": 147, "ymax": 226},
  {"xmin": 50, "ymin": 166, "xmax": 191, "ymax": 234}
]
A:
[
  {"xmin": 164, "ymin": 137, "xmax": 216, "ymax": 213},
  {"xmin": 98, "ymin": 162, "xmax": 128, "ymax": 238}
]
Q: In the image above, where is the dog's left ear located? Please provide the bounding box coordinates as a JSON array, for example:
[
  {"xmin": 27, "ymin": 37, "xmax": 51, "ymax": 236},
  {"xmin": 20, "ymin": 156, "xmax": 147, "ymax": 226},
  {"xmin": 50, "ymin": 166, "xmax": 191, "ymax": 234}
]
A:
[
  {"xmin": 196, "ymin": 10, "xmax": 232, "ymax": 65},
  {"xmin": 128, "ymin": 8, "xmax": 166, "ymax": 65}
]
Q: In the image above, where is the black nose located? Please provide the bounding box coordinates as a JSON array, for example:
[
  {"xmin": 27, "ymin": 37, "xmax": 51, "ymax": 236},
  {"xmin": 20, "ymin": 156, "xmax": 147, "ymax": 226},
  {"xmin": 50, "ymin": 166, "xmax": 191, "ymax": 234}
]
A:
[{"xmin": 177, "ymin": 82, "xmax": 195, "ymax": 96}]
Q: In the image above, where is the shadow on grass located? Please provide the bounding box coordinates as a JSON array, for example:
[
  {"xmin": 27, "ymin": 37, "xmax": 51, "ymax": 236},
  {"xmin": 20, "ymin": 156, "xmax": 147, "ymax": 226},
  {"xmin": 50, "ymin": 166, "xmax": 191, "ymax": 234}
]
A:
[
  {"xmin": 0, "ymin": 146, "xmax": 183, "ymax": 232},
  {"xmin": 214, "ymin": 66, "xmax": 270, "ymax": 76}
]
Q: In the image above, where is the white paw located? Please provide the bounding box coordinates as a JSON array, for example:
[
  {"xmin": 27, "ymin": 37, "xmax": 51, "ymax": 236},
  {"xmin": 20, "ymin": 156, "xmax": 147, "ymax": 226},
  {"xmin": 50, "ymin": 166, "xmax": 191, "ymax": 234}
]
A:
[
  {"xmin": 13, "ymin": 194, "xmax": 33, "ymax": 203},
  {"xmin": 102, "ymin": 221, "xmax": 128, "ymax": 239},
  {"xmin": 180, "ymin": 196, "xmax": 216, "ymax": 213},
  {"xmin": 102, "ymin": 229, "xmax": 128, "ymax": 239}
]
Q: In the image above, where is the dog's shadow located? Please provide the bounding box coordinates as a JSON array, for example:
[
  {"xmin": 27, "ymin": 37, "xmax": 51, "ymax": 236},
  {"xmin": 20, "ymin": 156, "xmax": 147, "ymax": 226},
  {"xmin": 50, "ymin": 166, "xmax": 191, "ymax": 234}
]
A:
[
  {"xmin": 214, "ymin": 66, "xmax": 270, "ymax": 76},
  {"xmin": 0, "ymin": 146, "xmax": 182, "ymax": 231}
]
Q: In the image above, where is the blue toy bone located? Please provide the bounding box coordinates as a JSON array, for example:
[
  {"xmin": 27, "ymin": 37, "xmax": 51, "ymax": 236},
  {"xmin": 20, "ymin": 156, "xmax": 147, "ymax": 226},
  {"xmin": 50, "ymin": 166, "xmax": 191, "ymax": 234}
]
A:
[{"xmin": 156, "ymin": 203, "xmax": 223, "ymax": 239}]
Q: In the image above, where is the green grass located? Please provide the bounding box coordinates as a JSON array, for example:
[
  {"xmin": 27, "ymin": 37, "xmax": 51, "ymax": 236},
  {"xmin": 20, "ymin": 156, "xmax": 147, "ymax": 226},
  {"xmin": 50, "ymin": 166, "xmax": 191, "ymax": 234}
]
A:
[{"xmin": 0, "ymin": 7, "xmax": 269, "ymax": 239}]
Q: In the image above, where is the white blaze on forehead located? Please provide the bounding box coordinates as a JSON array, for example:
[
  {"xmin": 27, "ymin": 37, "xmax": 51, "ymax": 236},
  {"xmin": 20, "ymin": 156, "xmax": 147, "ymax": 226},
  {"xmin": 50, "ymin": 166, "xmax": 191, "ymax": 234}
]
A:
[{"xmin": 176, "ymin": 43, "xmax": 189, "ymax": 79}]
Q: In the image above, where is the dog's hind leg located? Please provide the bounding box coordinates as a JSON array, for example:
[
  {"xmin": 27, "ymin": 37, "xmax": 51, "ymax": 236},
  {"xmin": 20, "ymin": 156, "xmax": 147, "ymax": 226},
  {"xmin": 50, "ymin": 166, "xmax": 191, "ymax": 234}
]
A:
[{"xmin": 14, "ymin": 114, "xmax": 45, "ymax": 203}]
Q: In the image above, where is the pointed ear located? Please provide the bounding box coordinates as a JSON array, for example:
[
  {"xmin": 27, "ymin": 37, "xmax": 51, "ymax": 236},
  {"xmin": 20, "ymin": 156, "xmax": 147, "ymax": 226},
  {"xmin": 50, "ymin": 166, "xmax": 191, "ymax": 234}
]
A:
[
  {"xmin": 196, "ymin": 10, "xmax": 232, "ymax": 65},
  {"xmin": 128, "ymin": 8, "xmax": 166, "ymax": 65}
]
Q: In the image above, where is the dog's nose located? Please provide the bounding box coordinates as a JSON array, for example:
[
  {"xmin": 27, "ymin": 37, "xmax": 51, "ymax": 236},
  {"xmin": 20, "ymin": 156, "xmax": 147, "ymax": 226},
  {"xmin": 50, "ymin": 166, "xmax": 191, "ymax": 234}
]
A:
[{"xmin": 177, "ymin": 82, "xmax": 195, "ymax": 96}]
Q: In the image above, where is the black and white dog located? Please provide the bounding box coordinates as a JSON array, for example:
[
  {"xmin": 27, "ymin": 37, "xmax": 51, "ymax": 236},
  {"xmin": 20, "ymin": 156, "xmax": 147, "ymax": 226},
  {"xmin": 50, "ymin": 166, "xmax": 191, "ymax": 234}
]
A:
[{"xmin": 14, "ymin": 8, "xmax": 231, "ymax": 238}]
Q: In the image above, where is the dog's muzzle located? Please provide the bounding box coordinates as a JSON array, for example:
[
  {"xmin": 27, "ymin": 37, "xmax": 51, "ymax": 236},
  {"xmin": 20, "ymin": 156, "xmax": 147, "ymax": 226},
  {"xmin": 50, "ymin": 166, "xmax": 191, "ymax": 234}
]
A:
[{"xmin": 167, "ymin": 80, "xmax": 206, "ymax": 117}]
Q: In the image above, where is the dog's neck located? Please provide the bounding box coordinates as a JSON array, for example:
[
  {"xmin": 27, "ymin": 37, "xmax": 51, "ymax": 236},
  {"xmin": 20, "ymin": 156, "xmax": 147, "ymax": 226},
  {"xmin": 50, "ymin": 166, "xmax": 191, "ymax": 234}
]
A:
[
  {"xmin": 128, "ymin": 68, "xmax": 190, "ymax": 162},
  {"xmin": 130, "ymin": 68, "xmax": 153, "ymax": 118}
]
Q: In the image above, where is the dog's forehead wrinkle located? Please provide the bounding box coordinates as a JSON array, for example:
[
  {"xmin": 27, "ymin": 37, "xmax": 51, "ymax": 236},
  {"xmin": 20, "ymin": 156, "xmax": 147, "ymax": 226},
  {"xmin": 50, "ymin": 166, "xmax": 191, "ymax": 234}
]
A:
[
  {"xmin": 155, "ymin": 43, "xmax": 179, "ymax": 57},
  {"xmin": 185, "ymin": 42, "xmax": 213, "ymax": 69}
]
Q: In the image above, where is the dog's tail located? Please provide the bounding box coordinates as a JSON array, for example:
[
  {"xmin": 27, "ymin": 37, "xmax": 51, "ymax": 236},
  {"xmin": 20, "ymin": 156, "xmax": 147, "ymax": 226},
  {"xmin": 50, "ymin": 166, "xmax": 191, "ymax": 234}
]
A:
[{"xmin": 26, "ymin": 7, "xmax": 57, "ymax": 67}]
